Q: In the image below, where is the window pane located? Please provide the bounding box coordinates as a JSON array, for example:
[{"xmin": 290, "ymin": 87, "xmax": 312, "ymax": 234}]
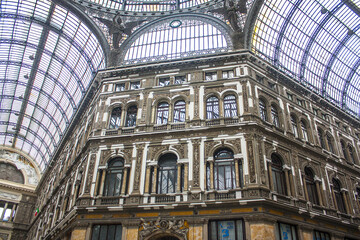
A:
[
  {"xmin": 279, "ymin": 223, "xmax": 295, "ymax": 240},
  {"xmin": 92, "ymin": 225, "xmax": 101, "ymax": 240},
  {"xmin": 217, "ymin": 221, "xmax": 236, "ymax": 240}
]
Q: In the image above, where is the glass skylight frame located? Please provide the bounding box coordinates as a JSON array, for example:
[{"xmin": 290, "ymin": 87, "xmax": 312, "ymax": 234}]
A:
[
  {"xmin": 252, "ymin": 0, "xmax": 360, "ymax": 118},
  {"xmin": 0, "ymin": 0, "xmax": 106, "ymax": 171}
]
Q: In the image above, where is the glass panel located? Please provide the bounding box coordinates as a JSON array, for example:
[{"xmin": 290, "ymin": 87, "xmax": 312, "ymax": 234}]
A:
[
  {"xmin": 125, "ymin": 106, "xmax": 137, "ymax": 127},
  {"xmin": 206, "ymin": 97, "xmax": 219, "ymax": 119},
  {"xmin": 236, "ymin": 220, "xmax": 244, "ymax": 240},
  {"xmin": 217, "ymin": 221, "xmax": 236, "ymax": 240},
  {"xmin": 107, "ymin": 225, "xmax": 116, "ymax": 240},
  {"xmin": 224, "ymin": 95, "xmax": 237, "ymax": 118},
  {"xmin": 99, "ymin": 225, "xmax": 108, "ymax": 239},
  {"xmin": 173, "ymin": 100, "xmax": 186, "ymax": 122},
  {"xmin": 92, "ymin": 225, "xmax": 101, "ymax": 240},
  {"xmin": 279, "ymin": 223, "xmax": 294, "ymax": 240},
  {"xmin": 115, "ymin": 225, "xmax": 122, "ymax": 240}
]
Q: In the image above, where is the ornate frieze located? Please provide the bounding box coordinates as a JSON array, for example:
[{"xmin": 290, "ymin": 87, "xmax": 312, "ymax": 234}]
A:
[{"xmin": 139, "ymin": 217, "xmax": 188, "ymax": 240}]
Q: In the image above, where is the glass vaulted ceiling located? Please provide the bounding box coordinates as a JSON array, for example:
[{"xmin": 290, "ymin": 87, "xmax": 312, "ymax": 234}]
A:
[
  {"xmin": 252, "ymin": 0, "xmax": 360, "ymax": 118},
  {"xmin": 0, "ymin": 0, "xmax": 106, "ymax": 171}
]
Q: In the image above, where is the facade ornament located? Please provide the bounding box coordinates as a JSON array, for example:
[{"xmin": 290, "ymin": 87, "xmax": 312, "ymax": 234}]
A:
[
  {"xmin": 96, "ymin": 14, "xmax": 145, "ymax": 49},
  {"xmin": 139, "ymin": 217, "xmax": 188, "ymax": 240}
]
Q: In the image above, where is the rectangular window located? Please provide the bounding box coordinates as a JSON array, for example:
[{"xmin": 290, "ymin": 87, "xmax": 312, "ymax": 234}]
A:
[
  {"xmin": 205, "ymin": 72, "xmax": 217, "ymax": 81},
  {"xmin": 287, "ymin": 93, "xmax": 293, "ymax": 101},
  {"xmin": 268, "ymin": 82, "xmax": 277, "ymax": 91},
  {"xmin": 92, "ymin": 225, "xmax": 122, "ymax": 240},
  {"xmin": 276, "ymin": 222, "xmax": 297, "ymax": 240},
  {"xmin": 130, "ymin": 81, "xmax": 140, "ymax": 89},
  {"xmin": 222, "ymin": 70, "xmax": 234, "ymax": 79},
  {"xmin": 159, "ymin": 77, "xmax": 171, "ymax": 86},
  {"xmin": 297, "ymin": 99, "xmax": 303, "ymax": 107},
  {"xmin": 313, "ymin": 230, "xmax": 330, "ymax": 240},
  {"xmin": 209, "ymin": 219, "xmax": 244, "ymax": 240},
  {"xmin": 115, "ymin": 83, "xmax": 125, "ymax": 92},
  {"xmin": 175, "ymin": 75, "xmax": 186, "ymax": 84}
]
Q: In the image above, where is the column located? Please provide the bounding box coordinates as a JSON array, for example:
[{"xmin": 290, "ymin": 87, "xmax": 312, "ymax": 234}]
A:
[
  {"xmin": 144, "ymin": 166, "xmax": 151, "ymax": 194},
  {"xmin": 209, "ymin": 161, "xmax": 214, "ymax": 190},
  {"xmin": 121, "ymin": 167, "xmax": 129, "ymax": 195},
  {"xmin": 94, "ymin": 170, "xmax": 101, "ymax": 196},
  {"xmin": 99, "ymin": 170, "xmax": 106, "ymax": 196},
  {"xmin": 267, "ymin": 160, "xmax": 274, "ymax": 191},
  {"xmin": 341, "ymin": 190, "xmax": 350, "ymax": 214},
  {"xmin": 152, "ymin": 166, "xmax": 158, "ymax": 193},
  {"xmin": 177, "ymin": 163, "xmax": 182, "ymax": 192},
  {"xmin": 302, "ymin": 174, "xmax": 309, "ymax": 202},
  {"xmin": 331, "ymin": 186, "xmax": 338, "ymax": 210},
  {"xmin": 283, "ymin": 165, "xmax": 291, "ymax": 197},
  {"xmin": 289, "ymin": 172, "xmax": 295, "ymax": 196},
  {"xmin": 184, "ymin": 163, "xmax": 188, "ymax": 191},
  {"xmin": 314, "ymin": 177, "xmax": 323, "ymax": 206},
  {"xmin": 234, "ymin": 158, "xmax": 240, "ymax": 188}
]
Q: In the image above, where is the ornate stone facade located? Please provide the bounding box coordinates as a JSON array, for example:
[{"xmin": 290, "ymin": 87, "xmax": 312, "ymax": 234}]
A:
[{"xmin": 26, "ymin": 52, "xmax": 360, "ymax": 240}]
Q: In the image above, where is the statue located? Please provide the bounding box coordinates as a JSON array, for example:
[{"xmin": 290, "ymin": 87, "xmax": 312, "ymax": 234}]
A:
[
  {"xmin": 225, "ymin": 0, "xmax": 242, "ymax": 32},
  {"xmin": 96, "ymin": 14, "xmax": 145, "ymax": 49}
]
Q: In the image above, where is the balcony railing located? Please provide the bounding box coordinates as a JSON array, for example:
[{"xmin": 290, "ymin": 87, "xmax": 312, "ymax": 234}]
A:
[{"xmin": 155, "ymin": 195, "xmax": 176, "ymax": 203}]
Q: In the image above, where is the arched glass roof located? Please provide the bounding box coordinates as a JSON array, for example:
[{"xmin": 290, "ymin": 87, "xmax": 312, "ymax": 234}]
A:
[
  {"xmin": 122, "ymin": 15, "xmax": 232, "ymax": 64},
  {"xmin": 0, "ymin": 0, "xmax": 106, "ymax": 171},
  {"xmin": 252, "ymin": 0, "xmax": 360, "ymax": 118}
]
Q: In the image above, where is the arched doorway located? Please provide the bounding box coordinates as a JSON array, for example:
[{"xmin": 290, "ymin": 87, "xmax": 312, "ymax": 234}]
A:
[{"xmin": 152, "ymin": 236, "xmax": 180, "ymax": 240}]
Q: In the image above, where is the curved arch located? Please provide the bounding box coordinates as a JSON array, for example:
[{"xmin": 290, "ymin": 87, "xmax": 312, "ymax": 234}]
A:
[
  {"xmin": 119, "ymin": 13, "xmax": 233, "ymax": 64},
  {"xmin": 220, "ymin": 89, "xmax": 238, "ymax": 98},
  {"xmin": 244, "ymin": 0, "xmax": 264, "ymax": 49}
]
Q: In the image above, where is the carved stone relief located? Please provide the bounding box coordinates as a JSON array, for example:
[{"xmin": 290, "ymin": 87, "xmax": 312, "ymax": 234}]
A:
[
  {"xmin": 84, "ymin": 154, "xmax": 96, "ymax": 194},
  {"xmin": 133, "ymin": 145, "xmax": 144, "ymax": 191},
  {"xmin": 247, "ymin": 140, "xmax": 256, "ymax": 183},
  {"xmin": 192, "ymin": 140, "xmax": 201, "ymax": 188},
  {"xmin": 139, "ymin": 217, "xmax": 188, "ymax": 240}
]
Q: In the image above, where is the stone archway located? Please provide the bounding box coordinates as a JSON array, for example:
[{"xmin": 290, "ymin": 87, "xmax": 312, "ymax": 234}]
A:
[{"xmin": 152, "ymin": 235, "xmax": 180, "ymax": 240}]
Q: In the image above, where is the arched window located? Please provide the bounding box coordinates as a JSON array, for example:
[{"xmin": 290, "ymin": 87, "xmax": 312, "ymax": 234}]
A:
[
  {"xmin": 290, "ymin": 114, "xmax": 298, "ymax": 138},
  {"xmin": 173, "ymin": 100, "xmax": 186, "ymax": 123},
  {"xmin": 259, "ymin": 99, "xmax": 267, "ymax": 121},
  {"xmin": 157, "ymin": 153, "xmax": 177, "ymax": 194},
  {"xmin": 332, "ymin": 179, "xmax": 346, "ymax": 213},
  {"xmin": 348, "ymin": 145, "xmax": 356, "ymax": 164},
  {"xmin": 341, "ymin": 140, "xmax": 348, "ymax": 161},
  {"xmin": 109, "ymin": 107, "xmax": 122, "ymax": 129},
  {"xmin": 304, "ymin": 167, "xmax": 319, "ymax": 205},
  {"xmin": 300, "ymin": 120, "xmax": 308, "ymax": 141},
  {"xmin": 326, "ymin": 134, "xmax": 334, "ymax": 154},
  {"xmin": 271, "ymin": 105, "xmax": 280, "ymax": 127},
  {"xmin": 213, "ymin": 149, "xmax": 236, "ymax": 190},
  {"xmin": 125, "ymin": 105, "xmax": 137, "ymax": 127},
  {"xmin": 271, "ymin": 154, "xmax": 287, "ymax": 195},
  {"xmin": 206, "ymin": 96, "xmax": 219, "ymax": 119},
  {"xmin": 317, "ymin": 128, "xmax": 325, "ymax": 149},
  {"xmin": 104, "ymin": 158, "xmax": 125, "ymax": 197},
  {"xmin": 224, "ymin": 95, "xmax": 237, "ymax": 118},
  {"xmin": 156, "ymin": 102, "xmax": 169, "ymax": 125}
]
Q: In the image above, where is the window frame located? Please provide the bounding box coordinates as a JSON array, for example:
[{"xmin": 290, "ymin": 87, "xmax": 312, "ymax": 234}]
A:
[
  {"xmin": 208, "ymin": 219, "xmax": 245, "ymax": 240},
  {"xmin": 206, "ymin": 96, "xmax": 220, "ymax": 120},
  {"xmin": 157, "ymin": 154, "xmax": 178, "ymax": 194},
  {"xmin": 109, "ymin": 107, "xmax": 122, "ymax": 129},
  {"xmin": 103, "ymin": 158, "xmax": 125, "ymax": 197},
  {"xmin": 271, "ymin": 154, "xmax": 287, "ymax": 195},
  {"xmin": 259, "ymin": 98, "xmax": 267, "ymax": 121},
  {"xmin": 91, "ymin": 224, "xmax": 122, "ymax": 240},
  {"xmin": 213, "ymin": 149, "xmax": 236, "ymax": 190},
  {"xmin": 224, "ymin": 95, "xmax": 238, "ymax": 118},
  {"xmin": 156, "ymin": 102, "xmax": 169, "ymax": 125},
  {"xmin": 313, "ymin": 230, "xmax": 330, "ymax": 240},
  {"xmin": 276, "ymin": 222, "xmax": 298, "ymax": 240},
  {"xmin": 125, "ymin": 105, "xmax": 137, "ymax": 127},
  {"xmin": 173, "ymin": 100, "xmax": 186, "ymax": 123}
]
